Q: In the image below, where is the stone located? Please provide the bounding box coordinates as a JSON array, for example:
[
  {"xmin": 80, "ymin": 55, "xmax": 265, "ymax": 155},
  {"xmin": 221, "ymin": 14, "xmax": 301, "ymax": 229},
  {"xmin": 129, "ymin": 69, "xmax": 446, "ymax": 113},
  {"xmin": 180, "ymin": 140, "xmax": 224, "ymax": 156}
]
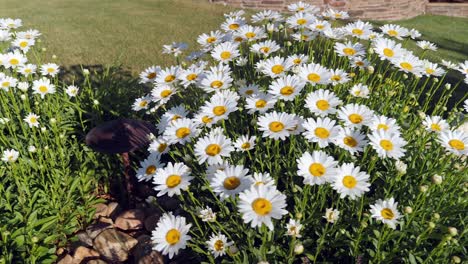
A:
[
  {"xmin": 92, "ymin": 203, "xmax": 108, "ymax": 219},
  {"xmin": 73, "ymin": 246, "xmax": 100, "ymax": 262},
  {"xmin": 132, "ymin": 235, "xmax": 164, "ymax": 264},
  {"xmin": 114, "ymin": 209, "xmax": 145, "ymax": 230},
  {"xmin": 86, "ymin": 259, "xmax": 107, "ymax": 264},
  {"xmin": 105, "ymin": 202, "xmax": 122, "ymax": 220},
  {"xmin": 76, "ymin": 231, "xmax": 93, "ymax": 247},
  {"xmin": 93, "ymin": 229, "xmax": 138, "ymax": 262},
  {"xmin": 144, "ymin": 213, "xmax": 161, "ymax": 232},
  {"xmin": 57, "ymin": 254, "xmax": 73, "ymax": 264},
  {"xmin": 86, "ymin": 222, "xmax": 113, "ymax": 240},
  {"xmin": 98, "ymin": 216, "xmax": 113, "ymax": 225}
]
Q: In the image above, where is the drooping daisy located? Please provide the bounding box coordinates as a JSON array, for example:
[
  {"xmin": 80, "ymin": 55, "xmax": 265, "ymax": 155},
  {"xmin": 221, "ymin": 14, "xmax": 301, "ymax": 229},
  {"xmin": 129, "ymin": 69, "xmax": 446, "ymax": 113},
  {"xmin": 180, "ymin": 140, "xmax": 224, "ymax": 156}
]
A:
[
  {"xmin": 139, "ymin": 65, "xmax": 161, "ymax": 84},
  {"xmin": 372, "ymin": 38, "xmax": 404, "ymax": 61},
  {"xmin": 210, "ymin": 164, "xmax": 253, "ymax": 200},
  {"xmin": 332, "ymin": 163, "xmax": 371, "ymax": 200},
  {"xmin": 152, "ymin": 213, "xmax": 192, "ymax": 259},
  {"xmin": 285, "ymin": 219, "xmax": 303, "ymax": 238},
  {"xmin": 268, "ymin": 75, "xmax": 305, "ymax": 101},
  {"xmin": 163, "ymin": 118, "xmax": 199, "ymax": 145},
  {"xmin": 32, "ymin": 77, "xmax": 55, "ymax": 98},
  {"xmin": 417, "ymin": 40, "xmax": 437, "ymax": 51},
  {"xmin": 380, "ymin": 24, "xmax": 409, "ymax": 40},
  {"xmin": 245, "ymin": 93, "xmax": 277, "ymax": 114},
  {"xmin": 250, "ymin": 172, "xmax": 275, "ymax": 187},
  {"xmin": 148, "ymin": 137, "xmax": 170, "ymax": 155},
  {"xmin": 350, "ymin": 83, "xmax": 370, "ymax": 98},
  {"xmin": 334, "ymin": 41, "xmax": 366, "ymax": 58},
  {"xmin": 438, "ymin": 130, "xmax": 468, "ymax": 156},
  {"xmin": 194, "ymin": 133, "xmax": 234, "ymax": 165},
  {"xmin": 238, "ymin": 185, "xmax": 288, "ymax": 230},
  {"xmin": 251, "ymin": 40, "xmax": 281, "ymax": 57},
  {"xmin": 337, "ymin": 103, "xmax": 374, "ymax": 128},
  {"xmin": 153, "ymin": 162, "xmax": 193, "ymax": 197},
  {"xmin": 234, "ymin": 135, "xmax": 256, "ymax": 152},
  {"xmin": 297, "ymin": 63, "xmax": 331, "ymax": 86},
  {"xmin": 334, "ymin": 127, "xmax": 368, "ymax": 154},
  {"xmin": 65, "ymin": 85, "xmax": 79, "ymax": 97},
  {"xmin": 155, "ymin": 66, "xmax": 179, "ymax": 85},
  {"xmin": 206, "ymin": 233, "xmax": 233, "ymax": 258},
  {"xmin": 40, "ymin": 63, "xmax": 59, "ymax": 77},
  {"xmin": 323, "ymin": 208, "xmax": 340, "ymax": 223},
  {"xmin": 297, "ymin": 150, "xmax": 337, "ymax": 185},
  {"xmin": 23, "ymin": 113, "xmax": 40, "ymax": 128},
  {"xmin": 423, "ymin": 116, "xmax": 449, "ymax": 133},
  {"xmin": 211, "ymin": 42, "xmax": 240, "ymax": 63},
  {"xmin": 257, "ymin": 111, "xmax": 298, "ymax": 141},
  {"xmin": 305, "ymin": 89, "xmax": 342, "ymax": 117},
  {"xmin": 136, "ymin": 153, "xmax": 165, "ymax": 182},
  {"xmin": 368, "ymin": 130, "xmax": 407, "ymax": 159},
  {"xmin": 329, "ymin": 69, "xmax": 350, "ymax": 86},
  {"xmin": 2, "ymin": 149, "xmax": 19, "ymax": 163},
  {"xmin": 344, "ymin": 20, "xmax": 373, "ymax": 39},
  {"xmin": 370, "ymin": 197, "xmax": 401, "ymax": 229},
  {"xmin": 302, "ymin": 117, "xmax": 339, "ymax": 148},
  {"xmin": 261, "ymin": 56, "xmax": 293, "ymax": 78}
]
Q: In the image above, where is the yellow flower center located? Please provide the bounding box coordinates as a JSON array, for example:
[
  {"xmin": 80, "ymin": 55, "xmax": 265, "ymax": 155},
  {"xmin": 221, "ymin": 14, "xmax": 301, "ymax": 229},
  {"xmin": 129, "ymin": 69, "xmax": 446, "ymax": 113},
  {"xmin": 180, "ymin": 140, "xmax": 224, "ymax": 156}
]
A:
[
  {"xmin": 202, "ymin": 116, "xmax": 213, "ymax": 124},
  {"xmin": 210, "ymin": 80, "xmax": 223, "ymax": 89},
  {"xmin": 251, "ymin": 198, "xmax": 272, "ymax": 216},
  {"xmin": 352, "ymin": 28, "xmax": 363, "ymax": 35},
  {"xmin": 139, "ymin": 101, "xmax": 148, "ymax": 107},
  {"xmin": 309, "ymin": 163, "xmax": 325, "ymax": 177},
  {"xmin": 430, "ymin": 123, "xmax": 441, "ymax": 131},
  {"xmin": 307, "ymin": 73, "xmax": 321, "ymax": 82},
  {"xmin": 213, "ymin": 106, "xmax": 227, "ymax": 116},
  {"xmin": 205, "ymin": 144, "xmax": 221, "ymax": 156},
  {"xmin": 166, "ymin": 175, "xmax": 182, "ymax": 188},
  {"xmin": 316, "ymin": 100, "xmax": 330, "ymax": 111},
  {"xmin": 147, "ymin": 72, "xmax": 157, "ymax": 79},
  {"xmin": 331, "ymin": 75, "xmax": 341, "ymax": 81},
  {"xmin": 241, "ymin": 142, "xmax": 251, "ymax": 149},
  {"xmin": 400, "ymin": 62, "xmax": 413, "ymax": 71},
  {"xmin": 448, "ymin": 139, "xmax": 465, "ymax": 150},
  {"xmin": 380, "ymin": 139, "xmax": 394, "ymax": 151},
  {"xmin": 214, "ymin": 240, "xmax": 224, "ymax": 251},
  {"xmin": 20, "ymin": 41, "xmax": 28, "ymax": 48},
  {"xmin": 343, "ymin": 48, "xmax": 356, "ymax": 56},
  {"xmin": 207, "ymin": 36, "xmax": 217, "ymax": 43},
  {"xmin": 425, "ymin": 68, "xmax": 435, "ymax": 75},
  {"xmin": 343, "ymin": 136, "xmax": 358, "ymax": 147},
  {"xmin": 164, "ymin": 75, "xmax": 176, "ymax": 82},
  {"xmin": 186, "ymin": 73, "xmax": 197, "ymax": 81},
  {"xmin": 223, "ymin": 176, "xmax": 241, "ymax": 190},
  {"xmin": 377, "ymin": 124, "xmax": 389, "ymax": 131},
  {"xmin": 39, "ymin": 86, "xmax": 48, "ymax": 93},
  {"xmin": 297, "ymin": 19, "xmax": 307, "ymax": 25},
  {"xmin": 255, "ymin": 99, "xmax": 267, "ymax": 108},
  {"xmin": 47, "ymin": 68, "xmax": 55, "ymax": 73},
  {"xmin": 381, "ymin": 208, "xmax": 394, "ymax": 220},
  {"xmin": 10, "ymin": 58, "xmax": 19, "ymax": 65},
  {"xmin": 234, "ymin": 37, "xmax": 243, "ymax": 42},
  {"xmin": 314, "ymin": 127, "xmax": 330, "ymax": 139},
  {"xmin": 387, "ymin": 30, "xmax": 398, "ymax": 37},
  {"xmin": 280, "ymin": 86, "xmax": 294, "ymax": 96},
  {"xmin": 165, "ymin": 229, "xmax": 181, "ymax": 245},
  {"xmin": 271, "ymin": 65, "xmax": 284, "ymax": 74},
  {"xmin": 349, "ymin": 114, "xmax": 363, "ymax": 124},
  {"xmin": 383, "ymin": 48, "xmax": 394, "ymax": 57},
  {"xmin": 220, "ymin": 51, "xmax": 231, "ymax": 60},
  {"xmin": 2, "ymin": 82, "xmax": 10, "ymax": 87},
  {"xmin": 25, "ymin": 68, "xmax": 32, "ymax": 73},
  {"xmin": 269, "ymin": 121, "xmax": 284, "ymax": 132},
  {"xmin": 145, "ymin": 165, "xmax": 157, "ymax": 175},
  {"xmin": 260, "ymin": 47, "xmax": 270, "ymax": 53},
  {"xmin": 29, "ymin": 117, "xmax": 37, "ymax": 123},
  {"xmin": 229, "ymin": 23, "xmax": 239, "ymax": 30},
  {"xmin": 157, "ymin": 143, "xmax": 167, "ymax": 153},
  {"xmin": 245, "ymin": 32, "xmax": 256, "ymax": 39},
  {"xmin": 175, "ymin": 127, "xmax": 190, "ymax": 139},
  {"xmin": 160, "ymin": 89, "xmax": 172, "ymax": 98},
  {"xmin": 245, "ymin": 89, "xmax": 254, "ymax": 95},
  {"xmin": 293, "ymin": 58, "xmax": 302, "ymax": 64},
  {"xmin": 316, "ymin": 24, "xmax": 324, "ymax": 30},
  {"xmin": 342, "ymin": 175, "xmax": 357, "ymax": 188}
]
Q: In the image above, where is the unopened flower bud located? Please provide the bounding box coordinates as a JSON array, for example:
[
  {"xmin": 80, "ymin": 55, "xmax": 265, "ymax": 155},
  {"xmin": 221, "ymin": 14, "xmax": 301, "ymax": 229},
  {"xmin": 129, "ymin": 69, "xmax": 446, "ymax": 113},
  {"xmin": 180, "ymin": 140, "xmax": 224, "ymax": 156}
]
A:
[
  {"xmin": 448, "ymin": 227, "xmax": 458, "ymax": 236},
  {"xmin": 451, "ymin": 256, "xmax": 461, "ymax": 263},
  {"xmin": 433, "ymin": 213, "xmax": 440, "ymax": 220},
  {"xmin": 419, "ymin": 185, "xmax": 428, "ymax": 192},
  {"xmin": 404, "ymin": 206, "xmax": 413, "ymax": 214},
  {"xmin": 432, "ymin": 174, "xmax": 443, "ymax": 185},
  {"xmin": 228, "ymin": 245, "xmax": 239, "ymax": 255},
  {"xmin": 294, "ymin": 244, "xmax": 304, "ymax": 255},
  {"xmin": 428, "ymin": 222, "xmax": 436, "ymax": 229},
  {"xmin": 52, "ymin": 55, "xmax": 57, "ymax": 59}
]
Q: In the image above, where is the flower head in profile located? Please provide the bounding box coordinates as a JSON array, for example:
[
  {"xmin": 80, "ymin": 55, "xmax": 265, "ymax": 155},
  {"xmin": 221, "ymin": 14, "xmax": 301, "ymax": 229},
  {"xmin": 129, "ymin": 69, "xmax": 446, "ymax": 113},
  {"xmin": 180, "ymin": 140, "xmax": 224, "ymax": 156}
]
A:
[
  {"xmin": 285, "ymin": 219, "xmax": 303, "ymax": 238},
  {"xmin": 323, "ymin": 208, "xmax": 340, "ymax": 223},
  {"xmin": 2, "ymin": 149, "xmax": 19, "ymax": 163}
]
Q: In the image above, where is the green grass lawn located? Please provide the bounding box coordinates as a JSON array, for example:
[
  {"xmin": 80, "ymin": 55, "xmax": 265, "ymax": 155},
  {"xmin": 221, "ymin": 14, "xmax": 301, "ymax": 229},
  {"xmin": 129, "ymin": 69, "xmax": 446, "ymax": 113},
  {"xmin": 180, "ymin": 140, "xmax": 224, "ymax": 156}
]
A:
[{"xmin": 0, "ymin": 0, "xmax": 467, "ymax": 73}]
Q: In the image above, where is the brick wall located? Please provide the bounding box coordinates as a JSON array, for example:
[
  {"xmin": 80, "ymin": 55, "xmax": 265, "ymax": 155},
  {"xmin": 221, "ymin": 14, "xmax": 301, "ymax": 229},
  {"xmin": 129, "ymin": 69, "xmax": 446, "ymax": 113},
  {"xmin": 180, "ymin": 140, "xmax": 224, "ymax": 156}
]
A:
[
  {"xmin": 210, "ymin": 0, "xmax": 431, "ymax": 20},
  {"xmin": 426, "ymin": 2, "xmax": 468, "ymax": 17}
]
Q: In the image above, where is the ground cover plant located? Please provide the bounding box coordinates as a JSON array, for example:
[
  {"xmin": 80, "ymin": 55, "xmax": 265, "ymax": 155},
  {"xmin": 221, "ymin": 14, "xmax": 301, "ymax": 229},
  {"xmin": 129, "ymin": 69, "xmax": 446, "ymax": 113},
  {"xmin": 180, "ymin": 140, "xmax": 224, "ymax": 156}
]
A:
[{"xmin": 130, "ymin": 2, "xmax": 468, "ymax": 263}]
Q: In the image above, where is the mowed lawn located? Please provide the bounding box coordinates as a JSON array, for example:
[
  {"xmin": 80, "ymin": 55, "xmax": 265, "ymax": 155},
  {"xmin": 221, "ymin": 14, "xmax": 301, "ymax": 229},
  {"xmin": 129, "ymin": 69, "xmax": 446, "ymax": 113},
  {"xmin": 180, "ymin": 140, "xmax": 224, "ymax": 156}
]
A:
[{"xmin": 0, "ymin": 0, "xmax": 467, "ymax": 73}]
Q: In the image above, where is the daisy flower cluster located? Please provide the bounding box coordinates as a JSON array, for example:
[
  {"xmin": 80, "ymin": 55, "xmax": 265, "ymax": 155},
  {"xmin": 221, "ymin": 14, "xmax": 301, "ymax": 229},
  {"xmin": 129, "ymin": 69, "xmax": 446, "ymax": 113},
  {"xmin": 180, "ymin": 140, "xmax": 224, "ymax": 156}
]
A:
[{"xmin": 132, "ymin": 2, "xmax": 467, "ymax": 262}]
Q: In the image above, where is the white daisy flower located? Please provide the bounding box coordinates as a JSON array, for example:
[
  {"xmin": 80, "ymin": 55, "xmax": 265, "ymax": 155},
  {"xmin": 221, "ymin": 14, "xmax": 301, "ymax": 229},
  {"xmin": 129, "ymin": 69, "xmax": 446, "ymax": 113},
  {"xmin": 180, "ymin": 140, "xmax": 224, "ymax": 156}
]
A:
[
  {"xmin": 136, "ymin": 153, "xmax": 165, "ymax": 182},
  {"xmin": 153, "ymin": 162, "xmax": 193, "ymax": 197},
  {"xmin": 285, "ymin": 219, "xmax": 303, "ymax": 238},
  {"xmin": 157, "ymin": 105, "xmax": 189, "ymax": 133},
  {"xmin": 234, "ymin": 135, "xmax": 256, "ymax": 152},
  {"xmin": 368, "ymin": 130, "xmax": 407, "ymax": 160},
  {"xmin": 220, "ymin": 17, "xmax": 246, "ymax": 32},
  {"xmin": 334, "ymin": 127, "xmax": 368, "ymax": 154},
  {"xmin": 148, "ymin": 137, "xmax": 170, "ymax": 155},
  {"xmin": 4, "ymin": 51, "xmax": 27, "ymax": 68},
  {"xmin": 198, "ymin": 206, "xmax": 217, "ymax": 222},
  {"xmin": 155, "ymin": 66, "xmax": 179, "ymax": 85},
  {"xmin": 286, "ymin": 12, "xmax": 316, "ymax": 29},
  {"xmin": 370, "ymin": 197, "xmax": 402, "ymax": 229},
  {"xmin": 351, "ymin": 57, "xmax": 370, "ymax": 69},
  {"xmin": 441, "ymin": 59, "xmax": 458, "ymax": 70},
  {"xmin": 457, "ymin": 60, "xmax": 468, "ymax": 75},
  {"xmin": 235, "ymin": 25, "xmax": 267, "ymax": 42},
  {"xmin": 305, "ymin": 89, "xmax": 342, "ymax": 117},
  {"xmin": 334, "ymin": 41, "xmax": 366, "ymax": 58},
  {"xmin": 309, "ymin": 19, "xmax": 331, "ymax": 34},
  {"xmin": 206, "ymin": 160, "xmax": 230, "ymax": 181},
  {"xmin": 268, "ymin": 75, "xmax": 305, "ymax": 101},
  {"xmin": 297, "ymin": 63, "xmax": 331, "ymax": 86},
  {"xmin": 297, "ymin": 150, "xmax": 337, "ymax": 185},
  {"xmin": 163, "ymin": 118, "xmax": 199, "ymax": 145},
  {"xmin": 16, "ymin": 29, "xmax": 41, "ymax": 40},
  {"xmin": 0, "ymin": 75, "xmax": 17, "ymax": 91},
  {"xmin": 380, "ymin": 24, "xmax": 409, "ymax": 40},
  {"xmin": 344, "ymin": 20, "xmax": 373, "ymax": 39},
  {"xmin": 332, "ymin": 163, "xmax": 371, "ymax": 200},
  {"xmin": 302, "ymin": 117, "xmax": 339, "ymax": 148},
  {"xmin": 238, "ymin": 185, "xmax": 288, "ymax": 230},
  {"xmin": 438, "ymin": 130, "xmax": 468, "ymax": 156},
  {"xmin": 239, "ymin": 83, "xmax": 260, "ymax": 97},
  {"xmin": 200, "ymin": 71, "xmax": 233, "ymax": 93},
  {"xmin": 337, "ymin": 103, "xmax": 374, "ymax": 128},
  {"xmin": 17, "ymin": 82, "xmax": 29, "ymax": 92},
  {"xmin": 139, "ymin": 65, "xmax": 161, "ymax": 84},
  {"xmin": 65, "ymin": 85, "xmax": 79, "ymax": 97},
  {"xmin": 200, "ymin": 93, "xmax": 238, "ymax": 123},
  {"xmin": 245, "ymin": 93, "xmax": 277, "ymax": 114},
  {"xmin": 422, "ymin": 60, "xmax": 445, "ymax": 77},
  {"xmin": 40, "ymin": 63, "xmax": 59, "ymax": 77},
  {"xmin": 391, "ymin": 52, "xmax": 424, "ymax": 76},
  {"xmin": 151, "ymin": 213, "xmax": 192, "ymax": 259},
  {"xmin": 261, "ymin": 56, "xmax": 293, "ymax": 78},
  {"xmin": 250, "ymin": 172, "xmax": 275, "ymax": 187},
  {"xmin": 2, "ymin": 149, "xmax": 19, "ymax": 163},
  {"xmin": 287, "ymin": 1, "xmax": 320, "ymax": 13},
  {"xmin": 197, "ymin": 30, "xmax": 224, "ymax": 48},
  {"xmin": 23, "ymin": 113, "xmax": 40, "ymax": 128},
  {"xmin": 257, "ymin": 111, "xmax": 298, "ymax": 141},
  {"xmin": 350, "ymin": 83, "xmax": 370, "ymax": 98},
  {"xmin": 417, "ymin": 40, "xmax": 437, "ymax": 51},
  {"xmin": 251, "ymin": 40, "xmax": 281, "ymax": 57},
  {"xmin": 206, "ymin": 233, "xmax": 233, "ymax": 258},
  {"xmin": 409, "ymin": 28, "xmax": 421, "ymax": 39},
  {"xmin": 193, "ymin": 111, "xmax": 216, "ymax": 128},
  {"xmin": 151, "ymin": 84, "xmax": 177, "ymax": 105},
  {"xmin": 211, "ymin": 42, "xmax": 240, "ymax": 63},
  {"xmin": 32, "ymin": 77, "xmax": 55, "ymax": 98},
  {"xmin": 132, "ymin": 95, "xmax": 152, "ymax": 111},
  {"xmin": 162, "ymin": 42, "xmax": 188, "ymax": 57},
  {"xmin": 323, "ymin": 208, "xmax": 340, "ymax": 223},
  {"xmin": 12, "ymin": 38, "xmax": 35, "ymax": 53},
  {"xmin": 322, "ymin": 9, "xmax": 349, "ymax": 20},
  {"xmin": 369, "ymin": 115, "xmax": 401, "ymax": 135},
  {"xmin": 286, "ymin": 54, "xmax": 308, "ymax": 67},
  {"xmin": 18, "ymin": 63, "xmax": 37, "ymax": 77},
  {"xmin": 329, "ymin": 69, "xmax": 350, "ymax": 86},
  {"xmin": 178, "ymin": 65, "xmax": 204, "ymax": 87},
  {"xmin": 194, "ymin": 133, "xmax": 234, "ymax": 165},
  {"xmin": 372, "ymin": 38, "xmax": 404, "ymax": 61},
  {"xmin": 423, "ymin": 116, "xmax": 449, "ymax": 133},
  {"xmin": 251, "ymin": 10, "xmax": 283, "ymax": 23},
  {"xmin": 0, "ymin": 18, "xmax": 22, "ymax": 29},
  {"xmin": 210, "ymin": 164, "xmax": 253, "ymax": 200}
]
